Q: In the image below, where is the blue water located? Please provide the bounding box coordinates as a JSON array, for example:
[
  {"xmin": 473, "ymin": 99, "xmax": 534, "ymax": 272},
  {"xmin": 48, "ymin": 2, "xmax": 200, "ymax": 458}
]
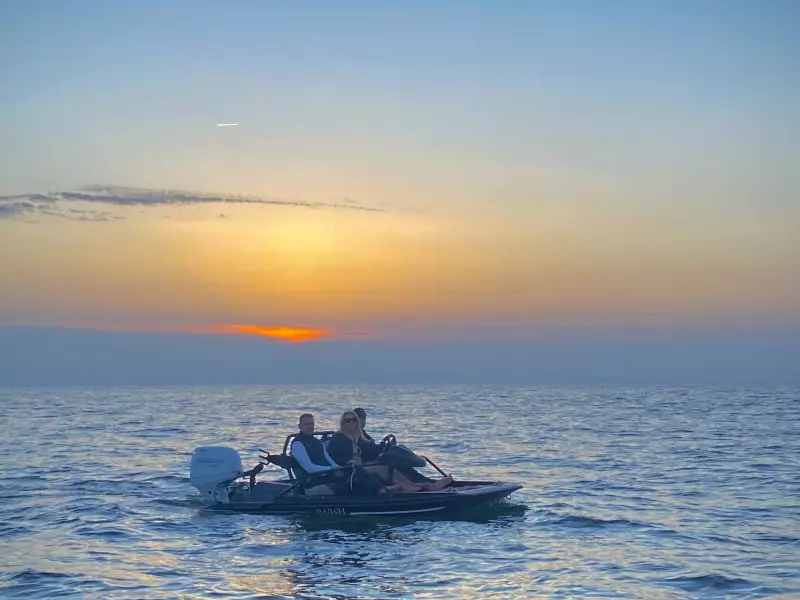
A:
[{"xmin": 1, "ymin": 385, "xmax": 798, "ymax": 599}]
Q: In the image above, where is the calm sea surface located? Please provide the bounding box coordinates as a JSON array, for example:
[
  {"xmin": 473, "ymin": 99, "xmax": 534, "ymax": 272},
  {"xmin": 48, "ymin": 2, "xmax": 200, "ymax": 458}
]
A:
[{"xmin": 1, "ymin": 385, "xmax": 798, "ymax": 599}]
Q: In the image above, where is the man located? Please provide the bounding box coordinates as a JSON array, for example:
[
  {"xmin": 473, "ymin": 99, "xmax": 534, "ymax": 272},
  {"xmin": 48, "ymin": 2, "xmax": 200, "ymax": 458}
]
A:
[
  {"xmin": 353, "ymin": 407, "xmax": 374, "ymax": 443},
  {"xmin": 351, "ymin": 407, "xmax": 443, "ymax": 487},
  {"xmin": 290, "ymin": 413, "xmax": 339, "ymax": 475}
]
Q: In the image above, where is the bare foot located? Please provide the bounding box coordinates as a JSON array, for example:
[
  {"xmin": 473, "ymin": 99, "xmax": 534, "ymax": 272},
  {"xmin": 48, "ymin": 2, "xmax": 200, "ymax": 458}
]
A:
[{"xmin": 423, "ymin": 474, "xmax": 454, "ymax": 491}]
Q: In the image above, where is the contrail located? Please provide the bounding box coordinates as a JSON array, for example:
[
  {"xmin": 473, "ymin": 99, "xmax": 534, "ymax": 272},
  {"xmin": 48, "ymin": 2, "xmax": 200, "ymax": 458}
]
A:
[{"xmin": 216, "ymin": 123, "xmax": 240, "ymax": 127}]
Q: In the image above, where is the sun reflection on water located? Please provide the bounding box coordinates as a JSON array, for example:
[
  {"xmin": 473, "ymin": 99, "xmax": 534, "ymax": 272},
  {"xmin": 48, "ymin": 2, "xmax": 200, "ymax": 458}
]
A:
[{"xmin": 1, "ymin": 386, "xmax": 798, "ymax": 599}]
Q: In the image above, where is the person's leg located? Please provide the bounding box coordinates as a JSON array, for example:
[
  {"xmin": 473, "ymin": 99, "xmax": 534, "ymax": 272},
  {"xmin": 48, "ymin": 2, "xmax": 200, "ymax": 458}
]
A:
[
  {"xmin": 350, "ymin": 465, "xmax": 391, "ymax": 496},
  {"xmin": 421, "ymin": 474, "xmax": 454, "ymax": 491},
  {"xmin": 364, "ymin": 464, "xmax": 455, "ymax": 492},
  {"xmin": 363, "ymin": 464, "xmax": 424, "ymax": 492},
  {"xmin": 389, "ymin": 469, "xmax": 431, "ymax": 492},
  {"xmin": 427, "ymin": 475, "xmax": 453, "ymax": 492},
  {"xmin": 397, "ymin": 466, "xmax": 434, "ymax": 484},
  {"xmin": 362, "ymin": 464, "xmax": 391, "ymax": 482}
]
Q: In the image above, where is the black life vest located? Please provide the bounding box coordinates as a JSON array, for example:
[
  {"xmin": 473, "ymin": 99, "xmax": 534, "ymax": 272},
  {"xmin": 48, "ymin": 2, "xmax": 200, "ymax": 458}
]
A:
[{"xmin": 292, "ymin": 432, "xmax": 330, "ymax": 474}]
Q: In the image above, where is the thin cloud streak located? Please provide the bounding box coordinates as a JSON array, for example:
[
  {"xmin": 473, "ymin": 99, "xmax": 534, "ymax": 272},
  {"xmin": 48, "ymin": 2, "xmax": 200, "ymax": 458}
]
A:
[
  {"xmin": 8, "ymin": 322, "xmax": 368, "ymax": 343},
  {"xmin": 0, "ymin": 185, "xmax": 385, "ymax": 222}
]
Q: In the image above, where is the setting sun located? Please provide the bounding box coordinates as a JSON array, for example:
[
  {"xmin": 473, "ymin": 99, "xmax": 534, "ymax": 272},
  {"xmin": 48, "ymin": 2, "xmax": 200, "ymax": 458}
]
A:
[
  {"xmin": 226, "ymin": 324, "xmax": 331, "ymax": 343},
  {"xmin": 182, "ymin": 324, "xmax": 334, "ymax": 343}
]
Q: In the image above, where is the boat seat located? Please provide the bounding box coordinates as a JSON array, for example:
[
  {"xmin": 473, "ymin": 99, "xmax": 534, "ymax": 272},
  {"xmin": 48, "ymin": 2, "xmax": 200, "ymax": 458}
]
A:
[{"xmin": 280, "ymin": 431, "xmax": 341, "ymax": 492}]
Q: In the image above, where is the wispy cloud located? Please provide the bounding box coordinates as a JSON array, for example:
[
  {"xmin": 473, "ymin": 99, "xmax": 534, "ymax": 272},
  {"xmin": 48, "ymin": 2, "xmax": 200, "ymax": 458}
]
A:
[
  {"xmin": 0, "ymin": 185, "xmax": 384, "ymax": 222},
  {"xmin": 0, "ymin": 200, "xmax": 45, "ymax": 219},
  {"xmin": 23, "ymin": 322, "xmax": 362, "ymax": 343},
  {"xmin": 177, "ymin": 323, "xmax": 372, "ymax": 342}
]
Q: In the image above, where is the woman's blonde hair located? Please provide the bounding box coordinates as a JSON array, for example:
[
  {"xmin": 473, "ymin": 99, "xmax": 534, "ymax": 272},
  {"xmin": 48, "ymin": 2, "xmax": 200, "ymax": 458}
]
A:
[{"xmin": 339, "ymin": 410, "xmax": 363, "ymax": 440}]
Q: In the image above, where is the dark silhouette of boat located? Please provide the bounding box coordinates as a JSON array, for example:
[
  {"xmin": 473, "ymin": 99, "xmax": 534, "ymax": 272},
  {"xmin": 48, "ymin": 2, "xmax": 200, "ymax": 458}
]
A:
[{"xmin": 189, "ymin": 431, "xmax": 522, "ymax": 517}]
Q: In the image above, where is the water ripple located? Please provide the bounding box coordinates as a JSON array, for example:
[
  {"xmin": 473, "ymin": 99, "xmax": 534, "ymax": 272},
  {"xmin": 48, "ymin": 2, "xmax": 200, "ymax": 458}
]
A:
[{"xmin": 1, "ymin": 385, "xmax": 799, "ymax": 599}]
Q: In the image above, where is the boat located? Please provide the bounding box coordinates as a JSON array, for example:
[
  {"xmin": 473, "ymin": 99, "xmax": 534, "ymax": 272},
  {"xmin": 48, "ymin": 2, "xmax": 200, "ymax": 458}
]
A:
[{"xmin": 188, "ymin": 431, "xmax": 523, "ymax": 517}]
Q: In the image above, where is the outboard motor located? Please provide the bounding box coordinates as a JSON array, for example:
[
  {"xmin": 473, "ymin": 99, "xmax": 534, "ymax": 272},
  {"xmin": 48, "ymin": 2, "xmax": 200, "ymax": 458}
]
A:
[{"xmin": 190, "ymin": 446, "xmax": 243, "ymax": 504}]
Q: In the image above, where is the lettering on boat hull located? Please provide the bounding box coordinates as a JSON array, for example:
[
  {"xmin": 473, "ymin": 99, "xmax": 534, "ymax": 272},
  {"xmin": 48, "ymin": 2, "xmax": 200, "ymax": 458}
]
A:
[{"xmin": 315, "ymin": 507, "xmax": 347, "ymax": 516}]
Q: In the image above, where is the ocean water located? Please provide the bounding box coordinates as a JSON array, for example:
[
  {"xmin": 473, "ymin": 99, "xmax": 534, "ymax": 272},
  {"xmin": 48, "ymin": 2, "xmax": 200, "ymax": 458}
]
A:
[{"xmin": 1, "ymin": 385, "xmax": 798, "ymax": 600}]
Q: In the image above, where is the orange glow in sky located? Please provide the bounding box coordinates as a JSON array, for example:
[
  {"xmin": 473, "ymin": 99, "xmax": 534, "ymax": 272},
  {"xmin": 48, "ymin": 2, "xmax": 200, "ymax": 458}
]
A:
[
  {"xmin": 185, "ymin": 324, "xmax": 333, "ymax": 343},
  {"xmin": 227, "ymin": 324, "xmax": 331, "ymax": 343}
]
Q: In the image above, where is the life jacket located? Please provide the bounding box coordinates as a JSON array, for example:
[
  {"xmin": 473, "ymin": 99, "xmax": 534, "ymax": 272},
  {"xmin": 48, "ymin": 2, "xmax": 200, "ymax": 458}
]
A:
[{"xmin": 291, "ymin": 432, "xmax": 330, "ymax": 478}]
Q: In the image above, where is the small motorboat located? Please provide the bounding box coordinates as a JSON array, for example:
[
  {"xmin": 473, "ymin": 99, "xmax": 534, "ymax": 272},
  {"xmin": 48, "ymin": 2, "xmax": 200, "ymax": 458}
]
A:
[{"xmin": 189, "ymin": 431, "xmax": 522, "ymax": 517}]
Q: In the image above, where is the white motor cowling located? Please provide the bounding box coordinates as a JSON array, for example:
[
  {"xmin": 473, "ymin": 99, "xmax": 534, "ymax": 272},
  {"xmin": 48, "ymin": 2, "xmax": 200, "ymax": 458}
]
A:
[{"xmin": 190, "ymin": 446, "xmax": 243, "ymax": 503}]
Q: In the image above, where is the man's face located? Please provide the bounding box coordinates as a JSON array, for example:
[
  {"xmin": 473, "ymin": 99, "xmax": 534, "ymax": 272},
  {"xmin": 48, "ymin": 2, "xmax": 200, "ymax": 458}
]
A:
[{"xmin": 299, "ymin": 416, "xmax": 315, "ymax": 435}]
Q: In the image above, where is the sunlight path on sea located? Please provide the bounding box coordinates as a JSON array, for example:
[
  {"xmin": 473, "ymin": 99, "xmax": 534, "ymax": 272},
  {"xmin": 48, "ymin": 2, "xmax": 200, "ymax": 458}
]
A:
[{"xmin": 1, "ymin": 385, "xmax": 798, "ymax": 599}]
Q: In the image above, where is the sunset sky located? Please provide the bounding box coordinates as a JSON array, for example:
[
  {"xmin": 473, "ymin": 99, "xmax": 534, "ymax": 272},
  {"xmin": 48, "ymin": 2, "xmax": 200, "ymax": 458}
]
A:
[{"xmin": 1, "ymin": 1, "xmax": 798, "ymax": 384}]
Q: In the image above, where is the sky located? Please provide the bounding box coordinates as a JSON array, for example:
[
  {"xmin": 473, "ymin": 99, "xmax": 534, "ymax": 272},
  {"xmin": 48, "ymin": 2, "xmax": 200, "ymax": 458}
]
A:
[{"xmin": 1, "ymin": 1, "xmax": 798, "ymax": 385}]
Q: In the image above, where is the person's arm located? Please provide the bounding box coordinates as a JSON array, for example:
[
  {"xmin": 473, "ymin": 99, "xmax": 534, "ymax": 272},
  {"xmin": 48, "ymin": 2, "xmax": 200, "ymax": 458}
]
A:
[
  {"xmin": 326, "ymin": 434, "xmax": 352, "ymax": 466},
  {"xmin": 360, "ymin": 438, "xmax": 380, "ymax": 462},
  {"xmin": 290, "ymin": 441, "xmax": 333, "ymax": 474},
  {"xmin": 322, "ymin": 444, "xmax": 338, "ymax": 467}
]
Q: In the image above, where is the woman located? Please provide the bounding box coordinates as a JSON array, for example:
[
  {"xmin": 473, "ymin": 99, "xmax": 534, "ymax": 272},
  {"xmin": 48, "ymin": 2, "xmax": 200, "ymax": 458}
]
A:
[
  {"xmin": 328, "ymin": 411, "xmax": 453, "ymax": 492},
  {"xmin": 326, "ymin": 411, "xmax": 378, "ymax": 469}
]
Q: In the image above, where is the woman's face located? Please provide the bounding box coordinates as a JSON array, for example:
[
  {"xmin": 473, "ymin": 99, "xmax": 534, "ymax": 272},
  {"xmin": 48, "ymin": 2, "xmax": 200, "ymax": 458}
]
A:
[{"xmin": 341, "ymin": 413, "xmax": 359, "ymax": 433}]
